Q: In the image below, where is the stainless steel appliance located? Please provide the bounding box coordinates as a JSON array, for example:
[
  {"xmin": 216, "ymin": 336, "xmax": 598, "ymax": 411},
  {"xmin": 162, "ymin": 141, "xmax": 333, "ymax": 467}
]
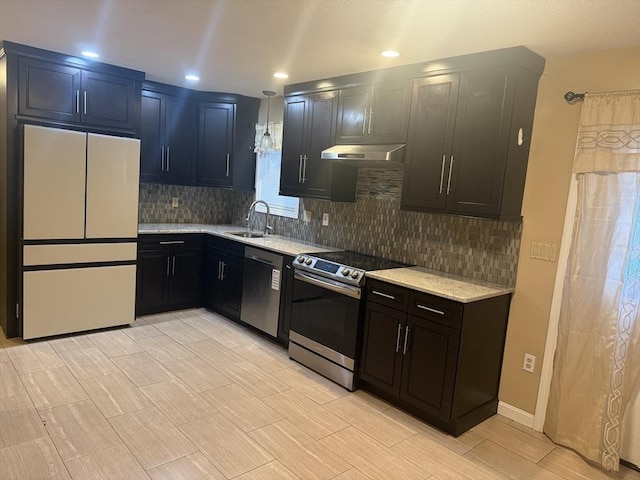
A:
[
  {"xmin": 21, "ymin": 125, "xmax": 140, "ymax": 339},
  {"xmin": 321, "ymin": 144, "xmax": 406, "ymax": 168},
  {"xmin": 289, "ymin": 251, "xmax": 407, "ymax": 390},
  {"xmin": 241, "ymin": 246, "xmax": 283, "ymax": 337}
]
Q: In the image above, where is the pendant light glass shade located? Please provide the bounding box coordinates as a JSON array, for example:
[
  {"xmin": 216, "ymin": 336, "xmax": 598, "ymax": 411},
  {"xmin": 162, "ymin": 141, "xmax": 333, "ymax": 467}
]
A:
[{"xmin": 261, "ymin": 90, "xmax": 276, "ymax": 151}]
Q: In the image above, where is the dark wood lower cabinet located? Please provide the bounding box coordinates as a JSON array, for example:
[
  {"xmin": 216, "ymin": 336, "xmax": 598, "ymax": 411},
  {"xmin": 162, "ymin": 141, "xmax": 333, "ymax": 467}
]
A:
[
  {"xmin": 136, "ymin": 235, "xmax": 203, "ymax": 315},
  {"xmin": 204, "ymin": 236, "xmax": 244, "ymax": 321},
  {"xmin": 359, "ymin": 278, "xmax": 511, "ymax": 436}
]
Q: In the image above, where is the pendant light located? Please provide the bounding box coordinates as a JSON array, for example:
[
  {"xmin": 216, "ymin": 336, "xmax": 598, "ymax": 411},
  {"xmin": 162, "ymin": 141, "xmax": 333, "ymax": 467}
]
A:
[{"xmin": 261, "ymin": 90, "xmax": 276, "ymax": 151}]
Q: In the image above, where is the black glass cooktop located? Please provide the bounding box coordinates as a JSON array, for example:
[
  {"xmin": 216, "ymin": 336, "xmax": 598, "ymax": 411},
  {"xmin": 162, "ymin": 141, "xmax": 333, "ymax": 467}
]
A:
[{"xmin": 309, "ymin": 250, "xmax": 410, "ymax": 272}]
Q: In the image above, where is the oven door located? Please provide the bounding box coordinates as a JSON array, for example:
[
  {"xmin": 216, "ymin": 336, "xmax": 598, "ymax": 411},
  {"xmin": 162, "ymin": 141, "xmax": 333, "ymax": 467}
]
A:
[{"xmin": 290, "ymin": 269, "xmax": 362, "ymax": 361}]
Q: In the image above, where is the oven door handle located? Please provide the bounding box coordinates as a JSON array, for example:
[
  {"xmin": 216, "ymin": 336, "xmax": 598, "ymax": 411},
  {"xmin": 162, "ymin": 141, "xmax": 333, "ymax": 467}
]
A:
[{"xmin": 294, "ymin": 271, "xmax": 361, "ymax": 300}]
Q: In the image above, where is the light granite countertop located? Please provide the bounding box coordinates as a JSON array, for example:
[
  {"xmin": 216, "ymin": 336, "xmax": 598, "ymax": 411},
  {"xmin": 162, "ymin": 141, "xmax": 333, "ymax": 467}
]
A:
[
  {"xmin": 138, "ymin": 223, "xmax": 339, "ymax": 257},
  {"xmin": 366, "ymin": 266, "xmax": 513, "ymax": 303}
]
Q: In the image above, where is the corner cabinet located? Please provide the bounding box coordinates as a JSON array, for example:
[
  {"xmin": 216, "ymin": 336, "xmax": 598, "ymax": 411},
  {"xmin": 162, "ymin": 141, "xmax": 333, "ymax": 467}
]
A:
[
  {"xmin": 196, "ymin": 95, "xmax": 259, "ymax": 190},
  {"xmin": 359, "ymin": 279, "xmax": 511, "ymax": 436},
  {"xmin": 335, "ymin": 81, "xmax": 411, "ymax": 145},
  {"xmin": 136, "ymin": 235, "xmax": 203, "ymax": 315},
  {"xmin": 401, "ymin": 64, "xmax": 542, "ymax": 220},
  {"xmin": 280, "ymin": 92, "xmax": 357, "ymax": 202},
  {"xmin": 140, "ymin": 83, "xmax": 198, "ymax": 185}
]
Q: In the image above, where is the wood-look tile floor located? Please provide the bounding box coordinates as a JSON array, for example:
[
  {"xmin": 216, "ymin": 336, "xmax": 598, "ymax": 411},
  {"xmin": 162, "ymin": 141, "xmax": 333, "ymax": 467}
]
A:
[{"xmin": 1, "ymin": 308, "xmax": 639, "ymax": 480}]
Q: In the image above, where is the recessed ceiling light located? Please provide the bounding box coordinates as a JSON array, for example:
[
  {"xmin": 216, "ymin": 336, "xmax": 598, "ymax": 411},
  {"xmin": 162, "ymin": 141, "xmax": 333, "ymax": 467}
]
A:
[
  {"xmin": 273, "ymin": 72, "xmax": 289, "ymax": 79},
  {"xmin": 81, "ymin": 51, "xmax": 100, "ymax": 59},
  {"xmin": 381, "ymin": 50, "xmax": 400, "ymax": 58},
  {"xmin": 185, "ymin": 74, "xmax": 200, "ymax": 81}
]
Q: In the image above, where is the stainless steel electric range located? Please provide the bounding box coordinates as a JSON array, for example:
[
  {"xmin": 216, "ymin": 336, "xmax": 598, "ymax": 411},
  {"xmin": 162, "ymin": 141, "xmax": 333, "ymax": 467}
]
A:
[{"xmin": 288, "ymin": 250, "xmax": 408, "ymax": 390}]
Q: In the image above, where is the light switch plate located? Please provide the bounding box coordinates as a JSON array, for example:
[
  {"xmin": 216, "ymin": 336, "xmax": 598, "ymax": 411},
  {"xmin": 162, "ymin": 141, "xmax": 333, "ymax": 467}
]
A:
[
  {"xmin": 322, "ymin": 213, "xmax": 329, "ymax": 226},
  {"xmin": 171, "ymin": 197, "xmax": 179, "ymax": 208},
  {"xmin": 530, "ymin": 241, "xmax": 557, "ymax": 261}
]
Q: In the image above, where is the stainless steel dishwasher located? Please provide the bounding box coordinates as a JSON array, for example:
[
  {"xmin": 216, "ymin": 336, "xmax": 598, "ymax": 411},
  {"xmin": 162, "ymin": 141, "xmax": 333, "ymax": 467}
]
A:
[{"xmin": 240, "ymin": 246, "xmax": 283, "ymax": 337}]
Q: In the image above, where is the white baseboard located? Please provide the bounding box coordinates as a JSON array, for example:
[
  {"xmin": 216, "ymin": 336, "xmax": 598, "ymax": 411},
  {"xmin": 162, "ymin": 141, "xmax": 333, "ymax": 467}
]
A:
[{"xmin": 497, "ymin": 401, "xmax": 535, "ymax": 429}]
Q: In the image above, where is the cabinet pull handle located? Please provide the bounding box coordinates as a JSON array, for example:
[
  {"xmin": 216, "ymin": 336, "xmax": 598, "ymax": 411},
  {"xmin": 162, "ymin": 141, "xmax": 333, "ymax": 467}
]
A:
[
  {"xmin": 83, "ymin": 91, "xmax": 87, "ymax": 115},
  {"xmin": 446, "ymin": 155, "xmax": 454, "ymax": 195},
  {"xmin": 416, "ymin": 304, "xmax": 445, "ymax": 316},
  {"xmin": 172, "ymin": 256, "xmax": 176, "ymax": 275},
  {"xmin": 395, "ymin": 323, "xmax": 402, "ymax": 353},
  {"xmin": 218, "ymin": 260, "xmax": 222, "ymax": 280},
  {"xmin": 76, "ymin": 90, "xmax": 80, "ymax": 114},
  {"xmin": 439, "ymin": 155, "xmax": 446, "ymax": 194},
  {"xmin": 372, "ymin": 290, "xmax": 395, "ymax": 300},
  {"xmin": 166, "ymin": 257, "xmax": 170, "ymax": 277},
  {"xmin": 362, "ymin": 108, "xmax": 368, "ymax": 134},
  {"xmin": 159, "ymin": 240, "xmax": 185, "ymax": 245},
  {"xmin": 166, "ymin": 147, "xmax": 170, "ymax": 172},
  {"xmin": 368, "ymin": 109, "xmax": 374, "ymax": 134},
  {"xmin": 302, "ymin": 155, "xmax": 307, "ymax": 183},
  {"xmin": 220, "ymin": 261, "xmax": 226, "ymax": 280},
  {"xmin": 403, "ymin": 326, "xmax": 410, "ymax": 355},
  {"xmin": 161, "ymin": 146, "xmax": 165, "ymax": 172},
  {"xmin": 226, "ymin": 153, "xmax": 230, "ymax": 177},
  {"xmin": 298, "ymin": 155, "xmax": 303, "ymax": 183}
]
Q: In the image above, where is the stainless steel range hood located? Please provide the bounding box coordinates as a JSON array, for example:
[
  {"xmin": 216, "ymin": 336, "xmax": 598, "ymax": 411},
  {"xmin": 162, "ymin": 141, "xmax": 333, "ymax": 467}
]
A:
[{"xmin": 321, "ymin": 144, "xmax": 405, "ymax": 168}]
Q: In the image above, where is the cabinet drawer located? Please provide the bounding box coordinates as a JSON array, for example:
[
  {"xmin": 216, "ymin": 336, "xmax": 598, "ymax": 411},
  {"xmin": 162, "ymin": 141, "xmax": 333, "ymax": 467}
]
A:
[
  {"xmin": 138, "ymin": 234, "xmax": 203, "ymax": 250},
  {"xmin": 366, "ymin": 279, "xmax": 409, "ymax": 311},
  {"xmin": 207, "ymin": 236, "xmax": 244, "ymax": 257},
  {"xmin": 408, "ymin": 291, "xmax": 463, "ymax": 329}
]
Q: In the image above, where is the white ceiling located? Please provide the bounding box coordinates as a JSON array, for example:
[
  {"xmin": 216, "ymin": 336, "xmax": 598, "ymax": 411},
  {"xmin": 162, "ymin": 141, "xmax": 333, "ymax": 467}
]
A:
[{"xmin": 1, "ymin": 0, "xmax": 639, "ymax": 98}]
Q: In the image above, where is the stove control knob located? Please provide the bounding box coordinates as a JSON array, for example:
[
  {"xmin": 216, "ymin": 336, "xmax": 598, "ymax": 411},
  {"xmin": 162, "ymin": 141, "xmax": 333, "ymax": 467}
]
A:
[
  {"xmin": 305, "ymin": 258, "xmax": 312, "ymax": 265},
  {"xmin": 297, "ymin": 255, "xmax": 306, "ymax": 264},
  {"xmin": 351, "ymin": 271, "xmax": 360, "ymax": 279},
  {"xmin": 342, "ymin": 268, "xmax": 350, "ymax": 276}
]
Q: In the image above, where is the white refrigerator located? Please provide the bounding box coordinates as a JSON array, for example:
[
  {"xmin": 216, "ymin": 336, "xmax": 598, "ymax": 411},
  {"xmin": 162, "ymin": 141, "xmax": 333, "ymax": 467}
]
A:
[{"xmin": 21, "ymin": 125, "xmax": 140, "ymax": 340}]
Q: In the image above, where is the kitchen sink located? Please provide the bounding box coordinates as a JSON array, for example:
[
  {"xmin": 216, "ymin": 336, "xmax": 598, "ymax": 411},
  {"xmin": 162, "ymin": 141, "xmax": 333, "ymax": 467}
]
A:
[{"xmin": 226, "ymin": 231, "xmax": 265, "ymax": 239}]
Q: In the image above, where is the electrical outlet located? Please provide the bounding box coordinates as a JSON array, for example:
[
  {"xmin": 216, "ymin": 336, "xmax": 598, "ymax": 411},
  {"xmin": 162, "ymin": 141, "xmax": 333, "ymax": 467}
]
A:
[
  {"xmin": 523, "ymin": 353, "xmax": 536, "ymax": 373},
  {"xmin": 322, "ymin": 213, "xmax": 329, "ymax": 226},
  {"xmin": 171, "ymin": 197, "xmax": 179, "ymax": 208},
  {"xmin": 303, "ymin": 210, "xmax": 311, "ymax": 223}
]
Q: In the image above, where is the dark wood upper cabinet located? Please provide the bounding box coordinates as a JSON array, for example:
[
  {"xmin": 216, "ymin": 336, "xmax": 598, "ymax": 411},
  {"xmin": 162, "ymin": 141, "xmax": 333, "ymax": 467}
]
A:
[
  {"xmin": 336, "ymin": 80, "xmax": 411, "ymax": 145},
  {"xmin": 140, "ymin": 85, "xmax": 197, "ymax": 185},
  {"xmin": 16, "ymin": 52, "xmax": 142, "ymax": 135},
  {"xmin": 401, "ymin": 65, "xmax": 541, "ymax": 220},
  {"xmin": 280, "ymin": 91, "xmax": 357, "ymax": 201},
  {"xmin": 196, "ymin": 102, "xmax": 235, "ymax": 188}
]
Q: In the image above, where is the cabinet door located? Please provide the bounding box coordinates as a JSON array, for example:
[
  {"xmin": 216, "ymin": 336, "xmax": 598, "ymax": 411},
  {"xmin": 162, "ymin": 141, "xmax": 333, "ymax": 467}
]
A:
[
  {"xmin": 301, "ymin": 91, "xmax": 338, "ymax": 198},
  {"xmin": 136, "ymin": 251, "xmax": 170, "ymax": 312},
  {"xmin": 280, "ymin": 95, "xmax": 308, "ymax": 196},
  {"xmin": 205, "ymin": 248, "xmax": 223, "ymax": 309},
  {"xmin": 359, "ymin": 301, "xmax": 405, "ymax": 397},
  {"xmin": 196, "ymin": 102, "xmax": 235, "ymax": 187},
  {"xmin": 335, "ymin": 85, "xmax": 370, "ymax": 144},
  {"xmin": 164, "ymin": 97, "xmax": 197, "ymax": 185},
  {"xmin": 18, "ymin": 57, "xmax": 81, "ymax": 123},
  {"xmin": 140, "ymin": 91, "xmax": 165, "ymax": 183},
  {"xmin": 399, "ymin": 315, "xmax": 459, "ymax": 420},
  {"xmin": 168, "ymin": 249, "xmax": 201, "ymax": 306},
  {"xmin": 218, "ymin": 253, "xmax": 243, "ymax": 320},
  {"xmin": 81, "ymin": 70, "xmax": 137, "ymax": 131},
  {"xmin": 369, "ymin": 80, "xmax": 411, "ymax": 144},
  {"xmin": 447, "ymin": 67, "xmax": 512, "ymax": 217},
  {"xmin": 401, "ymin": 75, "xmax": 459, "ymax": 212}
]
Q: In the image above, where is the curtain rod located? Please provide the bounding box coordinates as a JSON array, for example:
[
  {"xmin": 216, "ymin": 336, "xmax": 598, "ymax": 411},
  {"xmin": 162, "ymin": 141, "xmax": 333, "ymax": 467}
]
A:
[{"xmin": 564, "ymin": 91, "xmax": 585, "ymax": 103}]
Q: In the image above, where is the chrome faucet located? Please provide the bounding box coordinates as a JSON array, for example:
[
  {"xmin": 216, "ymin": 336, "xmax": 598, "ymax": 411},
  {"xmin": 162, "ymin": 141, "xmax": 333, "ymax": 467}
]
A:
[{"xmin": 246, "ymin": 200, "xmax": 272, "ymax": 235}]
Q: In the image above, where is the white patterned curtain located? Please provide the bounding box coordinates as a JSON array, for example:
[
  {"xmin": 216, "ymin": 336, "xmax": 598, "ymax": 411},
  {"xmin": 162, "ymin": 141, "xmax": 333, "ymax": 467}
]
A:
[{"xmin": 545, "ymin": 91, "xmax": 640, "ymax": 470}]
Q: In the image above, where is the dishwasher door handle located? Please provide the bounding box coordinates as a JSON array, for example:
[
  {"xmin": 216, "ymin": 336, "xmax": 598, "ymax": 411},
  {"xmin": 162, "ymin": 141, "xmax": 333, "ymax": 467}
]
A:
[{"xmin": 247, "ymin": 254, "xmax": 275, "ymax": 267}]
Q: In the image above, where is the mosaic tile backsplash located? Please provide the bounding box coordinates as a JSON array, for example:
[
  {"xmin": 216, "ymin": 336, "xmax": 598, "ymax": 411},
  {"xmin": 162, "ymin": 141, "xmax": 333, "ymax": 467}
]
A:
[{"xmin": 139, "ymin": 168, "xmax": 522, "ymax": 287}]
